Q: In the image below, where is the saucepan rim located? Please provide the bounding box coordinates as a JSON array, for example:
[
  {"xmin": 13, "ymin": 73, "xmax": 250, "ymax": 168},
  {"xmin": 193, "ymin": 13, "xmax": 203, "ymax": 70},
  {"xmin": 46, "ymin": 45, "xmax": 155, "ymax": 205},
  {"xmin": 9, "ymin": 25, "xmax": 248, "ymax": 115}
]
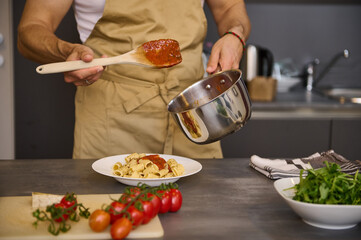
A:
[{"xmin": 167, "ymin": 69, "xmax": 243, "ymax": 113}]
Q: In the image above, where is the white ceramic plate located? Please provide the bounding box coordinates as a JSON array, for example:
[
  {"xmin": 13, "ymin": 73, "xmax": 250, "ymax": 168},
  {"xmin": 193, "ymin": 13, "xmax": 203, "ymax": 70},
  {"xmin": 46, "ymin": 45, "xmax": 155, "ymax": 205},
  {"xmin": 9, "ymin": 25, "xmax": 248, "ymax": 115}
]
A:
[
  {"xmin": 92, "ymin": 154, "xmax": 202, "ymax": 187},
  {"xmin": 274, "ymin": 177, "xmax": 361, "ymax": 230}
]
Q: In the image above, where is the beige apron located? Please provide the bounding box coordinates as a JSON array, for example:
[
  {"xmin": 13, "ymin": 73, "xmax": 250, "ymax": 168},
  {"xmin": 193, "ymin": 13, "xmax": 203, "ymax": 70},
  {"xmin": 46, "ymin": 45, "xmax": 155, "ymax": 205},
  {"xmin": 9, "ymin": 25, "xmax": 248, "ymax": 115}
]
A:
[{"xmin": 73, "ymin": 0, "xmax": 223, "ymax": 159}]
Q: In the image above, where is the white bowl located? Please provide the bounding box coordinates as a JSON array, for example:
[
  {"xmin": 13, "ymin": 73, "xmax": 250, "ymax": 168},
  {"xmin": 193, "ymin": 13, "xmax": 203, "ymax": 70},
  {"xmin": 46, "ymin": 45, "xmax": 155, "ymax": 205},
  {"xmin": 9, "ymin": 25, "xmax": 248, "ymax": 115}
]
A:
[
  {"xmin": 277, "ymin": 77, "xmax": 301, "ymax": 92},
  {"xmin": 274, "ymin": 177, "xmax": 361, "ymax": 230}
]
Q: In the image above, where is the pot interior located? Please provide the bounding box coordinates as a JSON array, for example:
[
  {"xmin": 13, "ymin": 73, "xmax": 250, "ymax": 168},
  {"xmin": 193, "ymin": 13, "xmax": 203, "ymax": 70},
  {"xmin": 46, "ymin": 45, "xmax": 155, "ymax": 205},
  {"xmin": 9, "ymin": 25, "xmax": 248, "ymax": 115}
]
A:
[{"xmin": 168, "ymin": 70, "xmax": 242, "ymax": 113}]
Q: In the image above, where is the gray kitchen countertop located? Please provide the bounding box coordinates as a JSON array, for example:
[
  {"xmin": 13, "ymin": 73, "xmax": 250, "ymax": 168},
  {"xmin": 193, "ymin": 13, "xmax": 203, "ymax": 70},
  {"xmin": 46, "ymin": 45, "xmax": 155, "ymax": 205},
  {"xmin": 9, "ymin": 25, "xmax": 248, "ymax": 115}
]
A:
[
  {"xmin": 251, "ymin": 90, "xmax": 361, "ymax": 119},
  {"xmin": 0, "ymin": 158, "xmax": 360, "ymax": 240}
]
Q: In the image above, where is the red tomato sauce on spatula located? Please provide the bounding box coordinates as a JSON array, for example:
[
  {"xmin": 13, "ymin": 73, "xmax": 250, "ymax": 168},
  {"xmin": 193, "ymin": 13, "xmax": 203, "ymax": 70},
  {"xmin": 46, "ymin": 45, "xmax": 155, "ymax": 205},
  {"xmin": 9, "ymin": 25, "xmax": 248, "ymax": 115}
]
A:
[{"xmin": 142, "ymin": 39, "xmax": 182, "ymax": 68}]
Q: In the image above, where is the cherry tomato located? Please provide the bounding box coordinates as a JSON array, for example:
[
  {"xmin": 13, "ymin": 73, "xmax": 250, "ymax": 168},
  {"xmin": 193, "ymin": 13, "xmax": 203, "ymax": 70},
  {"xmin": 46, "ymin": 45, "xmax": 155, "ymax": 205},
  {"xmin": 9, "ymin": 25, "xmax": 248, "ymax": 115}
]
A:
[
  {"xmin": 146, "ymin": 193, "xmax": 161, "ymax": 217},
  {"xmin": 118, "ymin": 194, "xmax": 131, "ymax": 204},
  {"xmin": 60, "ymin": 193, "xmax": 77, "ymax": 212},
  {"xmin": 119, "ymin": 187, "xmax": 141, "ymax": 204},
  {"xmin": 52, "ymin": 203, "xmax": 69, "ymax": 222},
  {"xmin": 89, "ymin": 209, "xmax": 111, "ymax": 232},
  {"xmin": 110, "ymin": 217, "xmax": 132, "ymax": 240},
  {"xmin": 157, "ymin": 190, "xmax": 171, "ymax": 213},
  {"xmin": 139, "ymin": 200, "xmax": 154, "ymax": 224},
  {"xmin": 108, "ymin": 201, "xmax": 126, "ymax": 224},
  {"xmin": 169, "ymin": 188, "xmax": 183, "ymax": 212},
  {"xmin": 127, "ymin": 187, "xmax": 141, "ymax": 197},
  {"xmin": 126, "ymin": 205, "xmax": 144, "ymax": 227}
]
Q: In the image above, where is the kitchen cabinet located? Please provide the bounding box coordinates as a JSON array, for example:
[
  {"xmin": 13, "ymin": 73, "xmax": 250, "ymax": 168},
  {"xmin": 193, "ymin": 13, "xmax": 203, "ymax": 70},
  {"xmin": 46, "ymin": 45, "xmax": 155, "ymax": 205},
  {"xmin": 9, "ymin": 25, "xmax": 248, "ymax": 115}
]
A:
[
  {"xmin": 221, "ymin": 119, "xmax": 331, "ymax": 159},
  {"xmin": 331, "ymin": 119, "xmax": 361, "ymax": 160},
  {"xmin": 221, "ymin": 118, "xmax": 361, "ymax": 160}
]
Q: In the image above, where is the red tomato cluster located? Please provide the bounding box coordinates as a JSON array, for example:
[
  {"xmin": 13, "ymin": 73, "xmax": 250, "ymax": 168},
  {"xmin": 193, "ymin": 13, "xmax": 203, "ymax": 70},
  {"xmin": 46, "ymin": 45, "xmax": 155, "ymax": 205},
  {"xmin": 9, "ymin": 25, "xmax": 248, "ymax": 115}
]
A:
[
  {"xmin": 88, "ymin": 183, "xmax": 183, "ymax": 240},
  {"xmin": 157, "ymin": 188, "xmax": 182, "ymax": 213},
  {"xmin": 33, "ymin": 192, "xmax": 91, "ymax": 236},
  {"xmin": 50, "ymin": 193, "xmax": 78, "ymax": 222}
]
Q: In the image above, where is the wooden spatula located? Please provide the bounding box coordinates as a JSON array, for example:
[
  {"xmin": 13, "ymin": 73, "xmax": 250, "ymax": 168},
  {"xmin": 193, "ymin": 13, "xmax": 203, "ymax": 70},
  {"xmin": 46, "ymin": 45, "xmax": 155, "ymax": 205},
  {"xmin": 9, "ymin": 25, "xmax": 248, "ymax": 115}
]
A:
[{"xmin": 36, "ymin": 39, "xmax": 182, "ymax": 74}]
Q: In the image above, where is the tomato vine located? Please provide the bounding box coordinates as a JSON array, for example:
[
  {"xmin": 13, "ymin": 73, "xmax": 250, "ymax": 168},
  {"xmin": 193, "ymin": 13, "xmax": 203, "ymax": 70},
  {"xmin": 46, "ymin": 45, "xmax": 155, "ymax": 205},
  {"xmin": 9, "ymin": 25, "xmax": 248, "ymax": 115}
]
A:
[{"xmin": 32, "ymin": 192, "xmax": 90, "ymax": 236}]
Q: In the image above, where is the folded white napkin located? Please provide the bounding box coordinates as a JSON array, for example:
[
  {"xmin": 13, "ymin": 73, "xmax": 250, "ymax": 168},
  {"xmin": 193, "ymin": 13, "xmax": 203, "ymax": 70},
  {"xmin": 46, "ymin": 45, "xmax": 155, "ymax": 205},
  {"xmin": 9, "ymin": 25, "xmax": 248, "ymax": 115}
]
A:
[{"xmin": 249, "ymin": 149, "xmax": 361, "ymax": 179}]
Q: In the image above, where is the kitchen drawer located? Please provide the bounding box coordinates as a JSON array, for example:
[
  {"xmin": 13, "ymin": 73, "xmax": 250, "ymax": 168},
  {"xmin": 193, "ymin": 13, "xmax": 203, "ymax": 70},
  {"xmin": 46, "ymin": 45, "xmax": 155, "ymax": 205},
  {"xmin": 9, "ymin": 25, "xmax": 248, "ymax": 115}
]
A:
[
  {"xmin": 331, "ymin": 119, "xmax": 361, "ymax": 160},
  {"xmin": 221, "ymin": 119, "xmax": 331, "ymax": 158}
]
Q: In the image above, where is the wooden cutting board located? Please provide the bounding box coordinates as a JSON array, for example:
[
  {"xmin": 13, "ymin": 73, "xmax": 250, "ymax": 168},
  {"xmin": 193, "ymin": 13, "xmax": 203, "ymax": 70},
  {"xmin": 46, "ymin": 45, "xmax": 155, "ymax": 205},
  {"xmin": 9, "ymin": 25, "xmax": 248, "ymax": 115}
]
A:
[{"xmin": 0, "ymin": 194, "xmax": 164, "ymax": 239}]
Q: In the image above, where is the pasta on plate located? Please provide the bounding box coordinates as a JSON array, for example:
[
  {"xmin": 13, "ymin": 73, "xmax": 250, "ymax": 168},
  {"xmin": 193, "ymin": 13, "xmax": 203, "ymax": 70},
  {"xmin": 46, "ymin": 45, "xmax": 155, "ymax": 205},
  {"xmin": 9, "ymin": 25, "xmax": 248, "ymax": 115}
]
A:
[{"xmin": 113, "ymin": 153, "xmax": 185, "ymax": 179}]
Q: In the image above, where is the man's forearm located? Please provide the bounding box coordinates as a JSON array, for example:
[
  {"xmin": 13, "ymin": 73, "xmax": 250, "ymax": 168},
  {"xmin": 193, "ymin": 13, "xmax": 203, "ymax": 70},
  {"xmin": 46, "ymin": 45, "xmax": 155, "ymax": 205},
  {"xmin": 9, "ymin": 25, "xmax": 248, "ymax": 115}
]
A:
[
  {"xmin": 17, "ymin": 0, "xmax": 76, "ymax": 64},
  {"xmin": 207, "ymin": 0, "xmax": 251, "ymax": 41},
  {"xmin": 220, "ymin": 1, "xmax": 251, "ymax": 41},
  {"xmin": 17, "ymin": 24, "xmax": 75, "ymax": 64}
]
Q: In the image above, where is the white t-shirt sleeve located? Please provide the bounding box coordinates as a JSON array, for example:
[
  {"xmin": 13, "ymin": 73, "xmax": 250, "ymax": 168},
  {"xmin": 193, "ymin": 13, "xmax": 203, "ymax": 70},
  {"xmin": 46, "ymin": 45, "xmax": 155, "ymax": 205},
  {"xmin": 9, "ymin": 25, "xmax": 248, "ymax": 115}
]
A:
[{"xmin": 73, "ymin": 0, "xmax": 106, "ymax": 43}]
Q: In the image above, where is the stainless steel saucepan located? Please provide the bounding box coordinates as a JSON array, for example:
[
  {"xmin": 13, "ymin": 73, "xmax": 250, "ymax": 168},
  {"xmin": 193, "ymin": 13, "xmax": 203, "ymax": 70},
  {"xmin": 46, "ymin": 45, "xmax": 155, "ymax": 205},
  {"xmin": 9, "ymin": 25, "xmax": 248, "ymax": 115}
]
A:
[{"xmin": 167, "ymin": 69, "xmax": 252, "ymax": 144}]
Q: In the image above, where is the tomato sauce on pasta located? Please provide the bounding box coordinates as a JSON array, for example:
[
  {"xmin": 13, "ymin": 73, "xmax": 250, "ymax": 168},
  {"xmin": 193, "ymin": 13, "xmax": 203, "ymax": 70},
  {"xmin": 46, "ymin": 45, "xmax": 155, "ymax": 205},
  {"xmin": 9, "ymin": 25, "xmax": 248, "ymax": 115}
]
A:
[
  {"xmin": 112, "ymin": 153, "xmax": 184, "ymax": 179},
  {"xmin": 141, "ymin": 154, "xmax": 168, "ymax": 171}
]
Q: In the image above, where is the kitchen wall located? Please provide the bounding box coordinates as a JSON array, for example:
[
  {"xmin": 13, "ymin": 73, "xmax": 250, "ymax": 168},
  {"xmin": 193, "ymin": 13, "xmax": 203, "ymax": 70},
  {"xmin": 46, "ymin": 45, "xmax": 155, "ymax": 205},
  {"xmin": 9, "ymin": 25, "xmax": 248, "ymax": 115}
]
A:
[
  {"xmin": 12, "ymin": 1, "xmax": 361, "ymax": 159},
  {"xmin": 205, "ymin": 1, "xmax": 361, "ymax": 88}
]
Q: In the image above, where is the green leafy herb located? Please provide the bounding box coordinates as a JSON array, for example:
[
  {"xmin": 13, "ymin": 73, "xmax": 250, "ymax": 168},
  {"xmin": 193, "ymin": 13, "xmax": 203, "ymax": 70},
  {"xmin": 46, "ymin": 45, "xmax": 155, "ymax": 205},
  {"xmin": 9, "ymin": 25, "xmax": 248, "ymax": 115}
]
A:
[{"xmin": 291, "ymin": 162, "xmax": 361, "ymax": 205}]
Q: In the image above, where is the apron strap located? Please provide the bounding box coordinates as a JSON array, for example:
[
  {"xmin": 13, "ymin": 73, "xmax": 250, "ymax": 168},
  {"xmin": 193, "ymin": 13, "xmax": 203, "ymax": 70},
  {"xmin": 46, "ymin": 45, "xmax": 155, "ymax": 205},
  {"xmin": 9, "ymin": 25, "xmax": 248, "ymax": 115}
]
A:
[
  {"xmin": 122, "ymin": 78, "xmax": 180, "ymax": 113},
  {"xmin": 122, "ymin": 78, "xmax": 179, "ymax": 155},
  {"xmin": 163, "ymin": 114, "xmax": 175, "ymax": 155}
]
